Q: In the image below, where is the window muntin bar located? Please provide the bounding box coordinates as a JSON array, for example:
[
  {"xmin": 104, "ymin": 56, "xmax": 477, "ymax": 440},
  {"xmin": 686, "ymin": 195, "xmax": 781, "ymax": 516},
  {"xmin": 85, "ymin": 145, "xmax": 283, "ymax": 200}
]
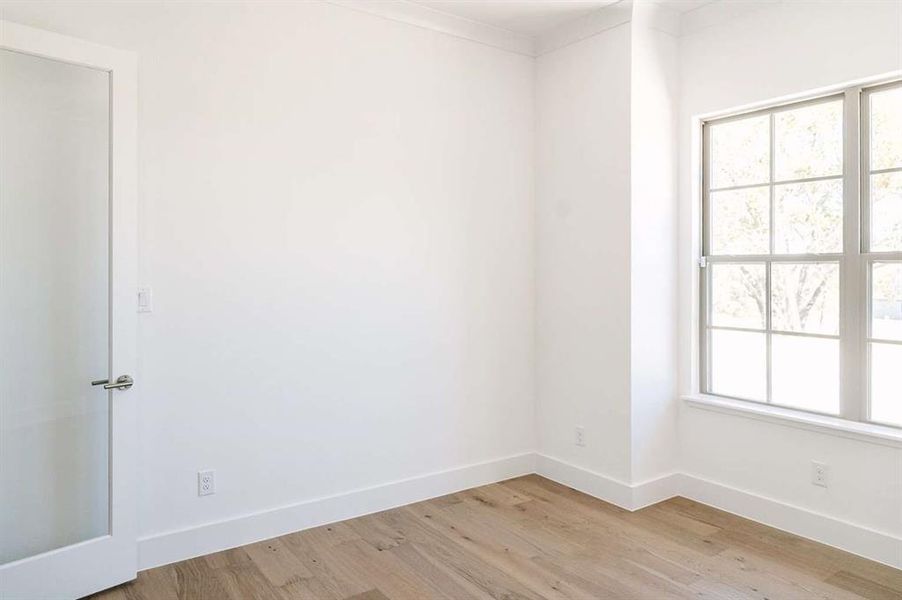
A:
[{"xmin": 701, "ymin": 79, "xmax": 902, "ymax": 428}]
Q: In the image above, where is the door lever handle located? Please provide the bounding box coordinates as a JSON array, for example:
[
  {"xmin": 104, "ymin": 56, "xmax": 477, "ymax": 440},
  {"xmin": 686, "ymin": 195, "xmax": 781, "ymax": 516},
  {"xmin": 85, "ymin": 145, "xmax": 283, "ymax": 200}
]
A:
[
  {"xmin": 102, "ymin": 375, "xmax": 134, "ymax": 390},
  {"xmin": 91, "ymin": 378, "xmax": 109, "ymax": 386}
]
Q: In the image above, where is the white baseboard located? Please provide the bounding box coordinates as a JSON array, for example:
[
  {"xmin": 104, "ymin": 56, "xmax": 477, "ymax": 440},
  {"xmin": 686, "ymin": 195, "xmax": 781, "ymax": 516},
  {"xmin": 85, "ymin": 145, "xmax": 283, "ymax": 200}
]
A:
[
  {"xmin": 138, "ymin": 452, "xmax": 901, "ymax": 572},
  {"xmin": 534, "ymin": 453, "xmax": 680, "ymax": 510},
  {"xmin": 138, "ymin": 452, "xmax": 535, "ymax": 570},
  {"xmin": 678, "ymin": 473, "xmax": 902, "ymax": 570},
  {"xmin": 534, "ymin": 454, "xmax": 901, "ymax": 569}
]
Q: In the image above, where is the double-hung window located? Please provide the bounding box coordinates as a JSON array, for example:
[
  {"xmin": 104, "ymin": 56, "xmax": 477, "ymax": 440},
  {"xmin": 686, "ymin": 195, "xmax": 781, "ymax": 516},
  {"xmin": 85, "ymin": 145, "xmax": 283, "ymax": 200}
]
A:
[{"xmin": 700, "ymin": 80, "xmax": 902, "ymax": 427}]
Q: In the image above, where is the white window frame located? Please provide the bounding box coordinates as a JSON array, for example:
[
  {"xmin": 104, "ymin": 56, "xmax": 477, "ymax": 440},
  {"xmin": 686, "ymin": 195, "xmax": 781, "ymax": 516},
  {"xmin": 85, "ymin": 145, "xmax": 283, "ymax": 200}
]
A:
[
  {"xmin": 861, "ymin": 80, "xmax": 902, "ymax": 427},
  {"xmin": 698, "ymin": 78, "xmax": 902, "ymax": 428}
]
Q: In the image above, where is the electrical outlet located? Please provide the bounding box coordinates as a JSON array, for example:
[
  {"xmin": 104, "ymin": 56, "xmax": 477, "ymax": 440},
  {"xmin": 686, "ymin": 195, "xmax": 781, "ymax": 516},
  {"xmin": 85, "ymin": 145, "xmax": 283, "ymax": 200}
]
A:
[
  {"xmin": 198, "ymin": 470, "xmax": 215, "ymax": 496},
  {"xmin": 811, "ymin": 461, "xmax": 828, "ymax": 488},
  {"xmin": 575, "ymin": 426, "xmax": 586, "ymax": 447}
]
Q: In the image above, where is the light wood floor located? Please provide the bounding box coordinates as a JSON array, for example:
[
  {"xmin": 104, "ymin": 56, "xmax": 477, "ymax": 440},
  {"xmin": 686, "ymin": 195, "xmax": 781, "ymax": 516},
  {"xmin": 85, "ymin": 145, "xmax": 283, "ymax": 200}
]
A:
[{"xmin": 90, "ymin": 475, "xmax": 902, "ymax": 600}]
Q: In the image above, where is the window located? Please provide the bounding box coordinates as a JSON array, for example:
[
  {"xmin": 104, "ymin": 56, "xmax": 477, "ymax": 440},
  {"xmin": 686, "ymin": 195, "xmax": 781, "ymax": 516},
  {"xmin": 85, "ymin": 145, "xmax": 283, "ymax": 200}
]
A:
[{"xmin": 700, "ymin": 80, "xmax": 902, "ymax": 427}]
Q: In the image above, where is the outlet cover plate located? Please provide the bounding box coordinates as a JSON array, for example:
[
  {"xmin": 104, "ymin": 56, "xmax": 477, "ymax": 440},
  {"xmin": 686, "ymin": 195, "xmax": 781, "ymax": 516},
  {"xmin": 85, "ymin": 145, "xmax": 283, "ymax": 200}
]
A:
[
  {"xmin": 198, "ymin": 470, "xmax": 215, "ymax": 496},
  {"xmin": 811, "ymin": 461, "xmax": 828, "ymax": 488}
]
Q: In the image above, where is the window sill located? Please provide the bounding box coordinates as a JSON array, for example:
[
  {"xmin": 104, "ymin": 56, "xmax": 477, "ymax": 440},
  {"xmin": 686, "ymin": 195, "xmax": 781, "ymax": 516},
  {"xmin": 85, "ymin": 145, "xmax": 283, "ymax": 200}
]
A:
[{"xmin": 682, "ymin": 394, "xmax": 902, "ymax": 448}]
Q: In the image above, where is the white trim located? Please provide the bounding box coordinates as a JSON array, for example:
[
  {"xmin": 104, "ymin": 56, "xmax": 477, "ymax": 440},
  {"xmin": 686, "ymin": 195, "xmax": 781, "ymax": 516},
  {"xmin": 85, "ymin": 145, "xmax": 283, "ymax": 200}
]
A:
[
  {"xmin": 679, "ymin": 0, "xmax": 778, "ymax": 38},
  {"xmin": 534, "ymin": 454, "xmax": 680, "ymax": 510},
  {"xmin": 138, "ymin": 453, "xmax": 535, "ymax": 570},
  {"xmin": 535, "ymin": 454, "xmax": 631, "ymax": 509},
  {"xmin": 632, "ymin": 471, "xmax": 682, "ymax": 510},
  {"xmin": 534, "ymin": 0, "xmax": 631, "ymax": 56},
  {"xmin": 679, "ymin": 473, "xmax": 902, "ymax": 569},
  {"xmin": 693, "ymin": 72, "xmax": 902, "ymax": 431},
  {"xmin": 633, "ymin": 1, "xmax": 681, "ymax": 37},
  {"xmin": 326, "ymin": 0, "xmax": 637, "ymax": 58},
  {"xmin": 695, "ymin": 71, "xmax": 902, "ymax": 125},
  {"xmin": 326, "ymin": 0, "xmax": 634, "ymax": 59},
  {"xmin": 316, "ymin": 1, "xmax": 646, "ymax": 59},
  {"xmin": 0, "ymin": 18, "xmax": 133, "ymax": 72},
  {"xmin": 536, "ymin": 453, "xmax": 901, "ymax": 569},
  {"xmin": 325, "ymin": 0, "xmax": 535, "ymax": 56},
  {"xmin": 137, "ymin": 452, "xmax": 900, "ymax": 575},
  {"xmin": 683, "ymin": 394, "xmax": 902, "ymax": 448},
  {"xmin": 841, "ymin": 85, "xmax": 865, "ymax": 421}
]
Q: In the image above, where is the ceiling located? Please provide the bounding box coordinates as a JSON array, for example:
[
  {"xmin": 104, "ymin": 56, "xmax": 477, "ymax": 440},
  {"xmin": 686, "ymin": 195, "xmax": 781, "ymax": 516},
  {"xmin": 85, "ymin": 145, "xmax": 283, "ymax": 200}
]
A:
[
  {"xmin": 413, "ymin": 1, "xmax": 616, "ymax": 36},
  {"xmin": 412, "ymin": 0, "xmax": 715, "ymax": 36}
]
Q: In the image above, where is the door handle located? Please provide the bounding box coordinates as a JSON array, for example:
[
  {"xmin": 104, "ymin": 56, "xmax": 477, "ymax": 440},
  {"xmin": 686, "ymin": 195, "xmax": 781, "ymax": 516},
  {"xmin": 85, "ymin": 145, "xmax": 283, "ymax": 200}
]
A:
[{"xmin": 94, "ymin": 375, "xmax": 134, "ymax": 390}]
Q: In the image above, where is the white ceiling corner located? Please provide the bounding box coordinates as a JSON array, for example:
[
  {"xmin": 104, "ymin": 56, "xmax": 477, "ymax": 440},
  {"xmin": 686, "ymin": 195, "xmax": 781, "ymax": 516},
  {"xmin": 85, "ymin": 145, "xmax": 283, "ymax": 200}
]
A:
[
  {"xmin": 329, "ymin": 0, "xmax": 719, "ymax": 57},
  {"xmin": 411, "ymin": 1, "xmax": 619, "ymax": 37},
  {"xmin": 327, "ymin": 0, "xmax": 537, "ymax": 55}
]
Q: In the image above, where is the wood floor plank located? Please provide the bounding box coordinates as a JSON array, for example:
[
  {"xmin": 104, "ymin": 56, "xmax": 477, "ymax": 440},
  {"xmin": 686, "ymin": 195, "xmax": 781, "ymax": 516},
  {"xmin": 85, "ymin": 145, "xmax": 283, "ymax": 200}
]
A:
[
  {"xmin": 129, "ymin": 565, "xmax": 180, "ymax": 600},
  {"xmin": 328, "ymin": 539, "xmax": 450, "ymax": 600},
  {"xmin": 826, "ymin": 571, "xmax": 902, "ymax": 600},
  {"xmin": 450, "ymin": 489, "xmax": 696, "ymax": 598},
  {"xmin": 348, "ymin": 513, "xmax": 408, "ymax": 552},
  {"xmin": 827, "ymin": 557, "xmax": 902, "ymax": 594},
  {"xmin": 173, "ymin": 556, "xmax": 235, "ymax": 600},
  {"xmin": 89, "ymin": 476, "xmax": 902, "ymax": 600},
  {"xmin": 500, "ymin": 477, "xmax": 721, "ymax": 568},
  {"xmin": 382, "ymin": 507, "xmax": 547, "ymax": 600},
  {"xmin": 464, "ymin": 482, "xmax": 532, "ymax": 508},
  {"xmin": 479, "ymin": 483, "xmax": 693, "ymax": 578},
  {"xmin": 410, "ymin": 500, "xmax": 596, "ymax": 599},
  {"xmin": 297, "ymin": 522, "xmax": 362, "ymax": 548},
  {"xmin": 280, "ymin": 531, "xmax": 374, "ymax": 599},
  {"xmin": 242, "ymin": 537, "xmax": 315, "ymax": 588},
  {"xmin": 275, "ymin": 576, "xmax": 344, "ymax": 600},
  {"xmin": 342, "ymin": 591, "xmax": 391, "ymax": 600},
  {"xmin": 388, "ymin": 540, "xmax": 493, "ymax": 600}
]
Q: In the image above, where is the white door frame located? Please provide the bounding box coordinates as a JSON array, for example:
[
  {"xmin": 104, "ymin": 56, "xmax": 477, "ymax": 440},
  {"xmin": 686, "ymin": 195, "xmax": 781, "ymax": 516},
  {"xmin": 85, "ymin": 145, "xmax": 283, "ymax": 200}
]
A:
[{"xmin": 0, "ymin": 20, "xmax": 138, "ymax": 600}]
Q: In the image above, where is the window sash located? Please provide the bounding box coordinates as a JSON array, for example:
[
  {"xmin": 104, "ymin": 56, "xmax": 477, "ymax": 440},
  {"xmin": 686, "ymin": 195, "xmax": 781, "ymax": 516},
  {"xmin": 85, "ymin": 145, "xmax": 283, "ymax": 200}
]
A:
[
  {"xmin": 861, "ymin": 81, "xmax": 902, "ymax": 425},
  {"xmin": 699, "ymin": 80, "xmax": 902, "ymax": 428}
]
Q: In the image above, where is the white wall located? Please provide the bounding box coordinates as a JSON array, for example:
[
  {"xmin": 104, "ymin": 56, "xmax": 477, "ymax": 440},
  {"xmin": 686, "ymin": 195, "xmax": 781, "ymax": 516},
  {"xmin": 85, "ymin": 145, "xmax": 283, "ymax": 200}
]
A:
[
  {"xmin": 2, "ymin": 0, "xmax": 899, "ymax": 572},
  {"xmin": 629, "ymin": 2, "xmax": 679, "ymax": 485},
  {"xmin": 678, "ymin": 0, "xmax": 902, "ymax": 538},
  {"xmin": 535, "ymin": 22, "xmax": 633, "ymax": 483},
  {"xmin": 0, "ymin": 0, "xmax": 536, "ymax": 548},
  {"xmin": 535, "ymin": 0, "xmax": 681, "ymax": 488}
]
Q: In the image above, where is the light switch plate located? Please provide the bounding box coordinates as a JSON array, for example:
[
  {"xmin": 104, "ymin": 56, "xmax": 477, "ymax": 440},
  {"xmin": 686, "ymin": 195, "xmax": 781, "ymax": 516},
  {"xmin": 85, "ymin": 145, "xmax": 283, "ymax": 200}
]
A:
[{"xmin": 137, "ymin": 286, "xmax": 153, "ymax": 313}]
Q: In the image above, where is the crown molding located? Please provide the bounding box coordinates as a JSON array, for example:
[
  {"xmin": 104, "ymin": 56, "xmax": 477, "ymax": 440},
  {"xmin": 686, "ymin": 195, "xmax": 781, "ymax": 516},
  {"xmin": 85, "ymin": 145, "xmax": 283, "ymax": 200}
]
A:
[
  {"xmin": 535, "ymin": 0, "xmax": 632, "ymax": 56},
  {"xmin": 634, "ymin": 1, "xmax": 681, "ymax": 37},
  {"xmin": 326, "ymin": 0, "xmax": 642, "ymax": 59},
  {"xmin": 679, "ymin": 0, "xmax": 778, "ymax": 37},
  {"xmin": 325, "ymin": 0, "xmax": 536, "ymax": 56}
]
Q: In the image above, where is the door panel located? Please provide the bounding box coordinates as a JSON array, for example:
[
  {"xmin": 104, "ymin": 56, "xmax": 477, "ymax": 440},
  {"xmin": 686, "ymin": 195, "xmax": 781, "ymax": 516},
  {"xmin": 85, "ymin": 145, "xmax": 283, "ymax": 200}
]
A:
[
  {"xmin": 0, "ymin": 20, "xmax": 137, "ymax": 599},
  {"xmin": 0, "ymin": 48, "xmax": 111, "ymax": 566}
]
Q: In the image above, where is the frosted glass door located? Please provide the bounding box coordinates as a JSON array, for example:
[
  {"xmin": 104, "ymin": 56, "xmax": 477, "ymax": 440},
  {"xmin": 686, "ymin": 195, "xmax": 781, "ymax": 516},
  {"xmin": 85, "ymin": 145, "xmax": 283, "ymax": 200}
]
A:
[{"xmin": 0, "ymin": 48, "xmax": 111, "ymax": 564}]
